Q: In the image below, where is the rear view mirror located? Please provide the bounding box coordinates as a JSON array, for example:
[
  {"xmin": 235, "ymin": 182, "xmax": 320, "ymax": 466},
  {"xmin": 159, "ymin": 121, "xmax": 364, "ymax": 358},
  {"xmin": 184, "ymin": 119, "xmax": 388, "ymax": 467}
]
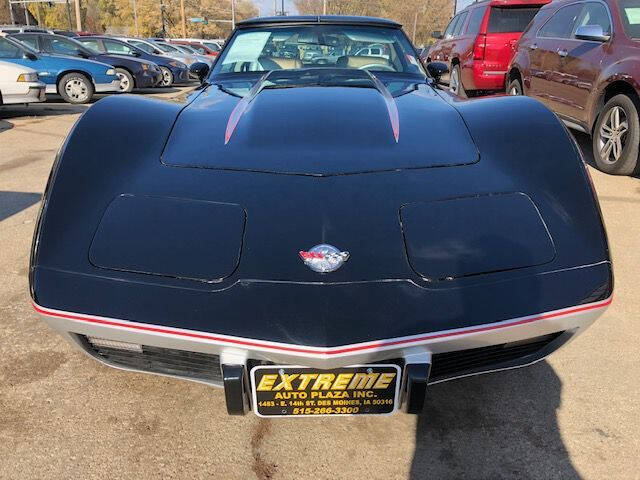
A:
[
  {"xmin": 432, "ymin": 31, "xmax": 443, "ymax": 40},
  {"xmin": 575, "ymin": 25, "xmax": 610, "ymax": 42},
  {"xmin": 426, "ymin": 61, "xmax": 449, "ymax": 84}
]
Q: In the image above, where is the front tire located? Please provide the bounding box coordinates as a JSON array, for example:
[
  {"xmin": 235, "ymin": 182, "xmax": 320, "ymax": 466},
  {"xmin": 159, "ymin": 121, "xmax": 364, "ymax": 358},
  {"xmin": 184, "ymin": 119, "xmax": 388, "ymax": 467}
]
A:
[
  {"xmin": 58, "ymin": 73, "xmax": 93, "ymax": 104},
  {"xmin": 115, "ymin": 68, "xmax": 134, "ymax": 93},
  {"xmin": 508, "ymin": 77, "xmax": 523, "ymax": 96},
  {"xmin": 159, "ymin": 67, "xmax": 174, "ymax": 87},
  {"xmin": 449, "ymin": 65, "xmax": 466, "ymax": 98},
  {"xmin": 592, "ymin": 94, "xmax": 640, "ymax": 175}
]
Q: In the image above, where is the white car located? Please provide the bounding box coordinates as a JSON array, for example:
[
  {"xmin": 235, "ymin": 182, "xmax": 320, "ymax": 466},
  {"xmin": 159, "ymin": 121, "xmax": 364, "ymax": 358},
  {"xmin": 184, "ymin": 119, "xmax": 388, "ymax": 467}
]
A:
[{"xmin": 0, "ymin": 60, "xmax": 45, "ymax": 105}]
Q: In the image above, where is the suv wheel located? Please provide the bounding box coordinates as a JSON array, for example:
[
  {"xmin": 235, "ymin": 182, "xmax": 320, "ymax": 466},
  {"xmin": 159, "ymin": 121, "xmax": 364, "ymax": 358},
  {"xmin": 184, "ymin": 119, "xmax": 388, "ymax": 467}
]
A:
[
  {"xmin": 58, "ymin": 73, "xmax": 94, "ymax": 104},
  {"xmin": 593, "ymin": 94, "xmax": 640, "ymax": 175},
  {"xmin": 159, "ymin": 67, "xmax": 174, "ymax": 87},
  {"xmin": 508, "ymin": 78, "xmax": 523, "ymax": 96},
  {"xmin": 449, "ymin": 65, "xmax": 466, "ymax": 98},
  {"xmin": 115, "ymin": 68, "xmax": 134, "ymax": 93}
]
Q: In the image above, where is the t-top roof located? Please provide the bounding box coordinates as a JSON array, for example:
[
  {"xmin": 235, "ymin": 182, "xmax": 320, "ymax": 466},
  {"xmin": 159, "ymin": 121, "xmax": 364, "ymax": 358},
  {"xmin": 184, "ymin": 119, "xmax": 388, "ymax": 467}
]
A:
[{"xmin": 236, "ymin": 15, "xmax": 401, "ymax": 28}]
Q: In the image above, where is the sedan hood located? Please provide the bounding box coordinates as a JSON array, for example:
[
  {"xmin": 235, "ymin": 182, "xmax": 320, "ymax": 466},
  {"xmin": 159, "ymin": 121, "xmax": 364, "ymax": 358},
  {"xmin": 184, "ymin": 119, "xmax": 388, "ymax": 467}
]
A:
[{"xmin": 162, "ymin": 77, "xmax": 479, "ymax": 175}]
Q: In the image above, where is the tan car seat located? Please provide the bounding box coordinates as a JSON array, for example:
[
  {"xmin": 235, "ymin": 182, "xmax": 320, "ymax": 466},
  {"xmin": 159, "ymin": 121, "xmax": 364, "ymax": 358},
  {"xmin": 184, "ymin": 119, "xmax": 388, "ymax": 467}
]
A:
[{"xmin": 336, "ymin": 55, "xmax": 391, "ymax": 69}]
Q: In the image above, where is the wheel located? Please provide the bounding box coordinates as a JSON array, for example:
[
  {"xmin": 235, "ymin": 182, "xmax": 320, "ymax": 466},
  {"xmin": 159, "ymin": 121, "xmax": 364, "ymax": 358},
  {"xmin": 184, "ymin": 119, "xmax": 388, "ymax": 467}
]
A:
[
  {"xmin": 58, "ymin": 73, "xmax": 93, "ymax": 104},
  {"xmin": 115, "ymin": 68, "xmax": 134, "ymax": 93},
  {"xmin": 449, "ymin": 65, "xmax": 466, "ymax": 98},
  {"xmin": 508, "ymin": 77, "xmax": 523, "ymax": 96},
  {"xmin": 592, "ymin": 94, "xmax": 640, "ymax": 175},
  {"xmin": 159, "ymin": 66, "xmax": 174, "ymax": 87}
]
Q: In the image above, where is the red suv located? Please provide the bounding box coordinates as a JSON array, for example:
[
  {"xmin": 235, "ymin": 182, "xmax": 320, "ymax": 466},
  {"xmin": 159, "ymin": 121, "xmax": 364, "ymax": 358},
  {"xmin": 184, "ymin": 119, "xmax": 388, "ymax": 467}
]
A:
[
  {"xmin": 509, "ymin": 0, "xmax": 640, "ymax": 175},
  {"xmin": 428, "ymin": 0, "xmax": 550, "ymax": 97}
]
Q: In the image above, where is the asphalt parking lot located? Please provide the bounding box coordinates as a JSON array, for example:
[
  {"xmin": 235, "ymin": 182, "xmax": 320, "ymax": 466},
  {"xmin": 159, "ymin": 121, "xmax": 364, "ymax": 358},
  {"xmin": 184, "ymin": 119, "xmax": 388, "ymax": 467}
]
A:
[{"xmin": 1, "ymin": 91, "xmax": 639, "ymax": 480}]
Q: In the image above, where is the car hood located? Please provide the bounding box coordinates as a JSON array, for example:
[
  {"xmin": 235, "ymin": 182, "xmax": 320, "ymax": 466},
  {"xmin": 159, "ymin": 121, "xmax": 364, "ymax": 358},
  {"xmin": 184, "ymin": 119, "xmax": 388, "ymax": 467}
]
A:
[
  {"xmin": 0, "ymin": 59, "xmax": 35, "ymax": 75},
  {"xmin": 162, "ymin": 76, "xmax": 480, "ymax": 175}
]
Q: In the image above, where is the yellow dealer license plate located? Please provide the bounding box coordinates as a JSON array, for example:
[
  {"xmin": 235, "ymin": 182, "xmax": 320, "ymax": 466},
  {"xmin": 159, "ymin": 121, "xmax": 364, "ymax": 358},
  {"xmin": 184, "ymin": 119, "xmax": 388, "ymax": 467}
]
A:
[{"xmin": 250, "ymin": 364, "xmax": 401, "ymax": 417}]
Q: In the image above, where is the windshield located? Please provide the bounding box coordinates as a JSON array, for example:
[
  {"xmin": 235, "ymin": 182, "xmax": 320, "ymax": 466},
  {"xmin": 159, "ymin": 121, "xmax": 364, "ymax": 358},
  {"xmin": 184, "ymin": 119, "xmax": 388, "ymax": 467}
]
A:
[
  {"xmin": 153, "ymin": 41, "xmax": 179, "ymax": 53},
  {"xmin": 203, "ymin": 42, "xmax": 221, "ymax": 51},
  {"xmin": 0, "ymin": 35, "xmax": 37, "ymax": 58},
  {"xmin": 130, "ymin": 40, "xmax": 155, "ymax": 53},
  {"xmin": 176, "ymin": 44, "xmax": 196, "ymax": 54},
  {"xmin": 212, "ymin": 25, "xmax": 424, "ymax": 76},
  {"xmin": 620, "ymin": 0, "xmax": 640, "ymax": 38}
]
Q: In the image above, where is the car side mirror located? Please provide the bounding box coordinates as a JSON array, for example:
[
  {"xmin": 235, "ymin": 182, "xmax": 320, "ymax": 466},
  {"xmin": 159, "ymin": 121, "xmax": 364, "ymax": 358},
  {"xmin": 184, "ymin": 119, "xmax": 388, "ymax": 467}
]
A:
[
  {"xmin": 432, "ymin": 31, "xmax": 443, "ymax": 40},
  {"xmin": 426, "ymin": 61, "xmax": 449, "ymax": 84},
  {"xmin": 132, "ymin": 51, "xmax": 141, "ymax": 57},
  {"xmin": 24, "ymin": 52, "xmax": 38, "ymax": 61},
  {"xmin": 189, "ymin": 62, "xmax": 209, "ymax": 83},
  {"xmin": 575, "ymin": 25, "xmax": 610, "ymax": 42}
]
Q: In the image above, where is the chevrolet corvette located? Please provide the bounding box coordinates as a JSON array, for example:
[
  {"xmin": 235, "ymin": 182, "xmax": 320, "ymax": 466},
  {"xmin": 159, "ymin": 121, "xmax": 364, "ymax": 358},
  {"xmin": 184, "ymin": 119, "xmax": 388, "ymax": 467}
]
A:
[{"xmin": 30, "ymin": 16, "xmax": 613, "ymax": 417}]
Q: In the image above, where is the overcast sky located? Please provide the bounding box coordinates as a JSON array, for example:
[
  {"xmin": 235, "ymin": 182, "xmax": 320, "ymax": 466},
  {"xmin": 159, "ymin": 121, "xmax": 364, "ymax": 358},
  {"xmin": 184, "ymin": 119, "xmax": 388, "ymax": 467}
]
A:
[
  {"xmin": 251, "ymin": 0, "xmax": 471, "ymax": 17},
  {"xmin": 456, "ymin": 0, "xmax": 475, "ymax": 12},
  {"xmin": 252, "ymin": 0, "xmax": 299, "ymax": 16}
]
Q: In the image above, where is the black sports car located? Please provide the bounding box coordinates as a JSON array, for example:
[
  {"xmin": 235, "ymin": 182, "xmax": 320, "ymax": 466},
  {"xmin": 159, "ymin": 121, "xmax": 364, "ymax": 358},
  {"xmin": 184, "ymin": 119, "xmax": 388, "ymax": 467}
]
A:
[{"xmin": 31, "ymin": 16, "xmax": 613, "ymax": 417}]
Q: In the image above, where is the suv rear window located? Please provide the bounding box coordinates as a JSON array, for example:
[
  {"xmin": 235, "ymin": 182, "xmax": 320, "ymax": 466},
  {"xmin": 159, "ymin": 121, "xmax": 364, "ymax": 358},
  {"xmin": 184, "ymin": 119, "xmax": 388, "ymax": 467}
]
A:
[
  {"xmin": 488, "ymin": 7, "xmax": 541, "ymax": 33},
  {"xmin": 467, "ymin": 7, "xmax": 488, "ymax": 35}
]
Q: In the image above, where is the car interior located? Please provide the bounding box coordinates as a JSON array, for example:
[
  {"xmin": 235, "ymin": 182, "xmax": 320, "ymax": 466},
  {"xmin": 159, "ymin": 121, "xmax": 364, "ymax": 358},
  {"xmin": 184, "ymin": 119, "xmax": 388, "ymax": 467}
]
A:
[{"xmin": 215, "ymin": 25, "xmax": 423, "ymax": 75}]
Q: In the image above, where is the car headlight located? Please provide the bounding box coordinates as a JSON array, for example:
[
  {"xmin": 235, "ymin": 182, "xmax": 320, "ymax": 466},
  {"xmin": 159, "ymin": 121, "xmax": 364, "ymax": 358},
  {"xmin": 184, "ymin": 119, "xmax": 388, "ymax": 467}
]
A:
[
  {"xmin": 106, "ymin": 68, "xmax": 116, "ymax": 76},
  {"xmin": 17, "ymin": 72, "xmax": 38, "ymax": 82}
]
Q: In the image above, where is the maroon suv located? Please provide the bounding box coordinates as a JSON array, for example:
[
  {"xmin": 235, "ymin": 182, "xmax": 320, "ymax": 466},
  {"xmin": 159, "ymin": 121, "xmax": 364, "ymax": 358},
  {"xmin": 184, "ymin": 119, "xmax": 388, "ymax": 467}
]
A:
[
  {"xmin": 428, "ymin": 0, "xmax": 549, "ymax": 97},
  {"xmin": 509, "ymin": 0, "xmax": 640, "ymax": 175}
]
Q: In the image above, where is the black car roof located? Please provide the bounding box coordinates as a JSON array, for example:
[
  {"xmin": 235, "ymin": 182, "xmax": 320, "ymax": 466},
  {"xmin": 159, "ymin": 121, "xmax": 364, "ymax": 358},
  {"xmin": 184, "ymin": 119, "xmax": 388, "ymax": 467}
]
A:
[{"xmin": 236, "ymin": 15, "xmax": 401, "ymax": 28}]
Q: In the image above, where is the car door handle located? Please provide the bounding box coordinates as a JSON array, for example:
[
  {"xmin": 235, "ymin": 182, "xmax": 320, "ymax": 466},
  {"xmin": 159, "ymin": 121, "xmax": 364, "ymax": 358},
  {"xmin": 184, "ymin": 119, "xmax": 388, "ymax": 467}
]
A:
[
  {"xmin": 529, "ymin": 44, "xmax": 538, "ymax": 50},
  {"xmin": 558, "ymin": 49, "xmax": 568, "ymax": 57}
]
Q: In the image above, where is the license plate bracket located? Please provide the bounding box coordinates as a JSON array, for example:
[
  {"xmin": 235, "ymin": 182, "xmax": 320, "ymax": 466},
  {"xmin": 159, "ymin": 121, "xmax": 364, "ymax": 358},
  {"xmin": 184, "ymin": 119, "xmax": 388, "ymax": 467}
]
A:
[{"xmin": 250, "ymin": 364, "xmax": 401, "ymax": 417}]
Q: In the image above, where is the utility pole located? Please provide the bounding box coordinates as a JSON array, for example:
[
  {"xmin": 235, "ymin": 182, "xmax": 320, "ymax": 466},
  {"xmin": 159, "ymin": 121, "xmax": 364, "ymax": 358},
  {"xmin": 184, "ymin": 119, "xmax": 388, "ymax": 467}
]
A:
[
  {"xmin": 8, "ymin": 0, "xmax": 16, "ymax": 25},
  {"xmin": 323, "ymin": 0, "xmax": 326, "ymax": 14},
  {"xmin": 412, "ymin": 10, "xmax": 417, "ymax": 43},
  {"xmin": 74, "ymin": 0, "xmax": 82, "ymax": 31},
  {"xmin": 65, "ymin": 0, "xmax": 72, "ymax": 29},
  {"xmin": 180, "ymin": 0, "xmax": 186, "ymax": 37},
  {"xmin": 231, "ymin": 0, "xmax": 235, "ymax": 29},
  {"xmin": 24, "ymin": 1, "xmax": 30, "ymax": 25},
  {"xmin": 281, "ymin": 0, "xmax": 284, "ymax": 15},
  {"xmin": 132, "ymin": 0, "xmax": 139, "ymax": 36},
  {"xmin": 273, "ymin": 0, "xmax": 276, "ymax": 15},
  {"xmin": 160, "ymin": 0, "xmax": 166, "ymax": 37}
]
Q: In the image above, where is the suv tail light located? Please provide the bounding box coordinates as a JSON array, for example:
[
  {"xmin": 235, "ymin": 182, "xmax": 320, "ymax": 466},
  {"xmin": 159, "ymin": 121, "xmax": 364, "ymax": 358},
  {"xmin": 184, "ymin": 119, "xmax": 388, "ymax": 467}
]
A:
[{"xmin": 473, "ymin": 34, "xmax": 487, "ymax": 60}]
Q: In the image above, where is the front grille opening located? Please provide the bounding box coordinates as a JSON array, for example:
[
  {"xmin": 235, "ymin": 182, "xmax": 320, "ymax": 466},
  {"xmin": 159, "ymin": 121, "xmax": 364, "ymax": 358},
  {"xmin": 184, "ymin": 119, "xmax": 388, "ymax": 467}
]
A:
[
  {"xmin": 429, "ymin": 331, "xmax": 565, "ymax": 382},
  {"xmin": 80, "ymin": 336, "xmax": 222, "ymax": 384}
]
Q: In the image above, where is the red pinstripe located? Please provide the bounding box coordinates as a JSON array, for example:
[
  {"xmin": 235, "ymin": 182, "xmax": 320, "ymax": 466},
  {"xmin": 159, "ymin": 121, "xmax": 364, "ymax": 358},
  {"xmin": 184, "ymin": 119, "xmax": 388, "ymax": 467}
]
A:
[{"xmin": 33, "ymin": 297, "xmax": 612, "ymax": 356}]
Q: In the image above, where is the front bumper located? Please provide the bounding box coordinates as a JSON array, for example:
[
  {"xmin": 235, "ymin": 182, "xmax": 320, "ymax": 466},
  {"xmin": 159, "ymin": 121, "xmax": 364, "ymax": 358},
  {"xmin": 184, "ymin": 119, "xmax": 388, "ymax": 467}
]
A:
[
  {"xmin": 34, "ymin": 298, "xmax": 610, "ymax": 412},
  {"xmin": 170, "ymin": 66, "xmax": 190, "ymax": 84},
  {"xmin": 94, "ymin": 79, "xmax": 121, "ymax": 93},
  {"xmin": 137, "ymin": 69, "xmax": 163, "ymax": 88},
  {"xmin": 0, "ymin": 82, "xmax": 45, "ymax": 104}
]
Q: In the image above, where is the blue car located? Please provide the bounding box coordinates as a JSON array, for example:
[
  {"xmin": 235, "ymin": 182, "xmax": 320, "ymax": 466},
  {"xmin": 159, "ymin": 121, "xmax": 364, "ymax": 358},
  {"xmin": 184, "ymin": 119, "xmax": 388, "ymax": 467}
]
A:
[
  {"xmin": 76, "ymin": 36, "xmax": 190, "ymax": 87},
  {"xmin": 10, "ymin": 33, "xmax": 163, "ymax": 93},
  {"xmin": 0, "ymin": 34, "xmax": 119, "ymax": 104}
]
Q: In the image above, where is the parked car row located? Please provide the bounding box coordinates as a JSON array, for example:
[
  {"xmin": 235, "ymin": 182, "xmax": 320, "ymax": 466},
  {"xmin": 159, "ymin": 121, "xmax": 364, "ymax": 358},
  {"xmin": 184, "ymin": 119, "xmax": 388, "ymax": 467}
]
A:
[
  {"xmin": 0, "ymin": 29, "xmax": 220, "ymax": 105},
  {"xmin": 427, "ymin": 0, "xmax": 640, "ymax": 176}
]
